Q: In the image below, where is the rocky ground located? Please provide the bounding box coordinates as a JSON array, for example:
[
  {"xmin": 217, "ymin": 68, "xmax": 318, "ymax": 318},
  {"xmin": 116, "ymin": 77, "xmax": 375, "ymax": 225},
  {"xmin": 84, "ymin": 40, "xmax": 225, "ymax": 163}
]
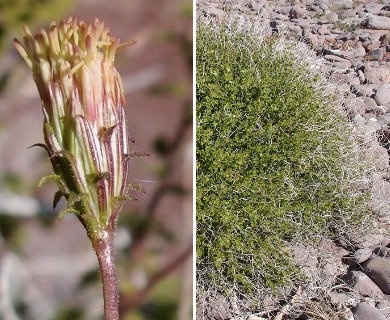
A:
[{"xmin": 197, "ymin": 0, "xmax": 390, "ymax": 319}]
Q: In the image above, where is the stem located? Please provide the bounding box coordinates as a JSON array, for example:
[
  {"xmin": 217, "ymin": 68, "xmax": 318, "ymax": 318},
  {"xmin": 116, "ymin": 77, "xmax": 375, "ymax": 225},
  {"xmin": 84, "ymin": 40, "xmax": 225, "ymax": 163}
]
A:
[{"xmin": 92, "ymin": 229, "xmax": 119, "ymax": 320}]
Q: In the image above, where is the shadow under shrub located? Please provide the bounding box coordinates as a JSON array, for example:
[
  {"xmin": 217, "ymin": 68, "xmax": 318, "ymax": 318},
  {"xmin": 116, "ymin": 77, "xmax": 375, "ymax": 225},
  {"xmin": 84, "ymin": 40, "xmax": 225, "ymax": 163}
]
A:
[{"xmin": 196, "ymin": 23, "xmax": 371, "ymax": 296}]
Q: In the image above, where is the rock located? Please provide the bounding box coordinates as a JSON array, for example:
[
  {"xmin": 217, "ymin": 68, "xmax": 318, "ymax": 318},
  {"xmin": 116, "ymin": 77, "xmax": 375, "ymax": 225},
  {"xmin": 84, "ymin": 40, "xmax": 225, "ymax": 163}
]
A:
[
  {"xmin": 374, "ymin": 84, "xmax": 390, "ymax": 105},
  {"xmin": 363, "ymin": 257, "xmax": 390, "ymax": 294},
  {"xmin": 371, "ymin": 180, "xmax": 390, "ymax": 215},
  {"xmin": 323, "ymin": 262, "xmax": 338, "ymax": 276},
  {"xmin": 365, "ymin": 66, "xmax": 390, "ymax": 84},
  {"xmin": 343, "ymin": 248, "xmax": 373, "ymax": 266},
  {"xmin": 377, "ymin": 300, "xmax": 390, "ymax": 317},
  {"xmin": 248, "ymin": 315, "xmax": 266, "ymax": 320},
  {"xmin": 362, "ymin": 112, "xmax": 377, "ymax": 121},
  {"xmin": 204, "ymin": 293, "xmax": 234, "ymax": 320},
  {"xmin": 364, "ymin": 97, "xmax": 378, "ymax": 108},
  {"xmin": 318, "ymin": 24, "xmax": 329, "ymax": 35},
  {"xmin": 352, "ymin": 84, "xmax": 377, "ymax": 97},
  {"xmin": 366, "ymin": 14, "xmax": 390, "ymax": 30},
  {"xmin": 331, "ymin": 61, "xmax": 351, "ymax": 68},
  {"xmin": 358, "ymin": 69, "xmax": 366, "ymax": 83},
  {"xmin": 381, "ymin": 238, "xmax": 390, "ymax": 247},
  {"xmin": 353, "ymin": 302, "xmax": 387, "ymax": 320},
  {"xmin": 354, "ymin": 114, "xmax": 367, "ymax": 126},
  {"xmin": 336, "ymin": 32, "xmax": 351, "ymax": 41},
  {"xmin": 365, "ymin": 3, "xmax": 386, "ymax": 15},
  {"xmin": 344, "ymin": 270, "xmax": 384, "ymax": 299},
  {"xmin": 248, "ymin": 0, "xmax": 267, "ymax": 11},
  {"xmin": 380, "ymin": 33, "xmax": 390, "ymax": 45},
  {"xmin": 359, "ymin": 234, "xmax": 389, "ymax": 251},
  {"xmin": 289, "ymin": 5, "xmax": 304, "ymax": 19},
  {"xmin": 373, "ymin": 245, "xmax": 390, "ymax": 258},
  {"xmin": 355, "ymin": 248, "xmax": 374, "ymax": 263},
  {"xmin": 367, "ymin": 105, "xmax": 387, "ymax": 117},
  {"xmin": 330, "ymin": 292, "xmax": 359, "ymax": 305},
  {"xmin": 202, "ymin": 6, "xmax": 222, "ymax": 19},
  {"xmin": 354, "ymin": 43, "xmax": 367, "ymax": 58},
  {"xmin": 326, "ymin": 11, "xmax": 338, "ymax": 23},
  {"xmin": 377, "ymin": 128, "xmax": 390, "ymax": 148},
  {"xmin": 367, "ymin": 144, "xmax": 389, "ymax": 170},
  {"xmin": 369, "ymin": 47, "xmax": 385, "ymax": 61},
  {"xmin": 363, "ymin": 40, "xmax": 381, "ymax": 52},
  {"xmin": 303, "ymin": 33, "xmax": 318, "ymax": 47},
  {"xmin": 330, "ymin": 73, "xmax": 353, "ymax": 85}
]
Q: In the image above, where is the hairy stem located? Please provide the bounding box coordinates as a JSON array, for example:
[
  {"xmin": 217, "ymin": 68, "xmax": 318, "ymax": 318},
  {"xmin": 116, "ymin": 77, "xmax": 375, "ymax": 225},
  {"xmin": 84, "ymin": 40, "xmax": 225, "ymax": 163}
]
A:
[{"xmin": 92, "ymin": 229, "xmax": 119, "ymax": 320}]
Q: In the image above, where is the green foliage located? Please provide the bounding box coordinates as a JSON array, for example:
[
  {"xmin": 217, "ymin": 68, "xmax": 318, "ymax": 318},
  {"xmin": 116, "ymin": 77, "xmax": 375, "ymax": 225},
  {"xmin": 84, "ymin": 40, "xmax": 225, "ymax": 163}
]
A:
[{"xmin": 196, "ymin": 23, "xmax": 369, "ymax": 294}]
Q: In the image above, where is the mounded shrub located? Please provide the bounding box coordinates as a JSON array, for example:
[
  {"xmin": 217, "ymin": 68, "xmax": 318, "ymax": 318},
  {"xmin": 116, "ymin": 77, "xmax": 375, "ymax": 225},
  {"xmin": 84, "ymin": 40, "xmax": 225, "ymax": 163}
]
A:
[{"xmin": 196, "ymin": 23, "xmax": 371, "ymax": 297}]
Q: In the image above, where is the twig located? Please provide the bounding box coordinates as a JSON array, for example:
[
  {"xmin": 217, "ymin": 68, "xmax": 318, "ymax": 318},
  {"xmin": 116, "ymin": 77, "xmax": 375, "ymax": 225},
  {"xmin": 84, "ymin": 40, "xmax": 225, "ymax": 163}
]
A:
[{"xmin": 274, "ymin": 286, "xmax": 302, "ymax": 320}]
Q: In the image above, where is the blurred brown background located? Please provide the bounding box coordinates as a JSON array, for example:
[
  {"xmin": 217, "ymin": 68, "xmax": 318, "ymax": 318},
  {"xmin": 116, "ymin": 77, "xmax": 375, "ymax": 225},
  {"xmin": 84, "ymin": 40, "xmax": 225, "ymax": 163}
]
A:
[{"xmin": 0, "ymin": 0, "xmax": 193, "ymax": 319}]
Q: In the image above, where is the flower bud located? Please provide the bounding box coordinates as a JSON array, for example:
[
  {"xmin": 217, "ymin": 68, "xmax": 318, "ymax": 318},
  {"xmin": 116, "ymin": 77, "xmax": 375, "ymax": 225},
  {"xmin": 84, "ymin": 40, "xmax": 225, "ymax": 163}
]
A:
[{"xmin": 14, "ymin": 18, "xmax": 135, "ymax": 239}]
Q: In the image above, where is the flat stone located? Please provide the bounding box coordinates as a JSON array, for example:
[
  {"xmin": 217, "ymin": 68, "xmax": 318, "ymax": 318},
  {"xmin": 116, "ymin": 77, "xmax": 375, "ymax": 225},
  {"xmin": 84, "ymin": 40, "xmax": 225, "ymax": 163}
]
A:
[
  {"xmin": 365, "ymin": 66, "xmax": 390, "ymax": 84},
  {"xmin": 366, "ymin": 14, "xmax": 390, "ymax": 30},
  {"xmin": 345, "ymin": 270, "xmax": 384, "ymax": 299},
  {"xmin": 343, "ymin": 248, "xmax": 373, "ymax": 266},
  {"xmin": 329, "ymin": 73, "xmax": 351, "ymax": 84},
  {"xmin": 369, "ymin": 47, "xmax": 385, "ymax": 61},
  {"xmin": 330, "ymin": 291, "xmax": 359, "ymax": 305},
  {"xmin": 353, "ymin": 302, "xmax": 387, "ymax": 320},
  {"xmin": 352, "ymin": 84, "xmax": 377, "ymax": 97},
  {"xmin": 363, "ymin": 257, "xmax": 390, "ymax": 294},
  {"xmin": 365, "ymin": 3, "xmax": 386, "ymax": 15},
  {"xmin": 336, "ymin": 32, "xmax": 351, "ymax": 41},
  {"xmin": 367, "ymin": 60, "xmax": 381, "ymax": 67},
  {"xmin": 248, "ymin": 315, "xmax": 266, "ymax": 320},
  {"xmin": 355, "ymin": 248, "xmax": 374, "ymax": 263},
  {"xmin": 331, "ymin": 61, "xmax": 351, "ymax": 68},
  {"xmin": 370, "ymin": 32, "xmax": 383, "ymax": 41}
]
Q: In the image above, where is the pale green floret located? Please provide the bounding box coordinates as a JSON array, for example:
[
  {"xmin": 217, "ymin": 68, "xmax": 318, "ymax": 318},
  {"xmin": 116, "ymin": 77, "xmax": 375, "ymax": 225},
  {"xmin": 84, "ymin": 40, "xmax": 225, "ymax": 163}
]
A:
[{"xmin": 14, "ymin": 17, "xmax": 135, "ymax": 239}]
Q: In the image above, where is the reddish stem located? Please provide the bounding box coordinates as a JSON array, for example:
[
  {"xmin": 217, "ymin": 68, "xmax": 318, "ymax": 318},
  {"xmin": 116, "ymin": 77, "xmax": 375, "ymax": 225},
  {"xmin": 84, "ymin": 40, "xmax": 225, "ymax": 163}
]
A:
[{"xmin": 92, "ymin": 229, "xmax": 119, "ymax": 320}]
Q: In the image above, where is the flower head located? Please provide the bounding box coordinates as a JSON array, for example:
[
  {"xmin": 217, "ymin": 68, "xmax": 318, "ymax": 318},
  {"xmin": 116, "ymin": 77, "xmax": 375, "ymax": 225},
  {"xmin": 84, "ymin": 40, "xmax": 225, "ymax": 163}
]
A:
[{"xmin": 14, "ymin": 17, "xmax": 135, "ymax": 238}]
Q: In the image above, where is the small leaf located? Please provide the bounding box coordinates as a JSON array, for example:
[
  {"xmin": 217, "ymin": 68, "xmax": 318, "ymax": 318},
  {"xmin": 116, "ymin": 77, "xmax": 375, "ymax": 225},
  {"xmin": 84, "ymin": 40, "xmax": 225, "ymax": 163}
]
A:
[
  {"xmin": 37, "ymin": 174, "xmax": 61, "ymax": 189},
  {"xmin": 129, "ymin": 182, "xmax": 146, "ymax": 193},
  {"xmin": 56, "ymin": 206, "xmax": 78, "ymax": 221},
  {"xmin": 53, "ymin": 190, "xmax": 65, "ymax": 209},
  {"xmin": 99, "ymin": 125, "xmax": 117, "ymax": 144},
  {"xmin": 124, "ymin": 152, "xmax": 152, "ymax": 161},
  {"xmin": 88, "ymin": 172, "xmax": 110, "ymax": 184},
  {"xmin": 27, "ymin": 143, "xmax": 51, "ymax": 155}
]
